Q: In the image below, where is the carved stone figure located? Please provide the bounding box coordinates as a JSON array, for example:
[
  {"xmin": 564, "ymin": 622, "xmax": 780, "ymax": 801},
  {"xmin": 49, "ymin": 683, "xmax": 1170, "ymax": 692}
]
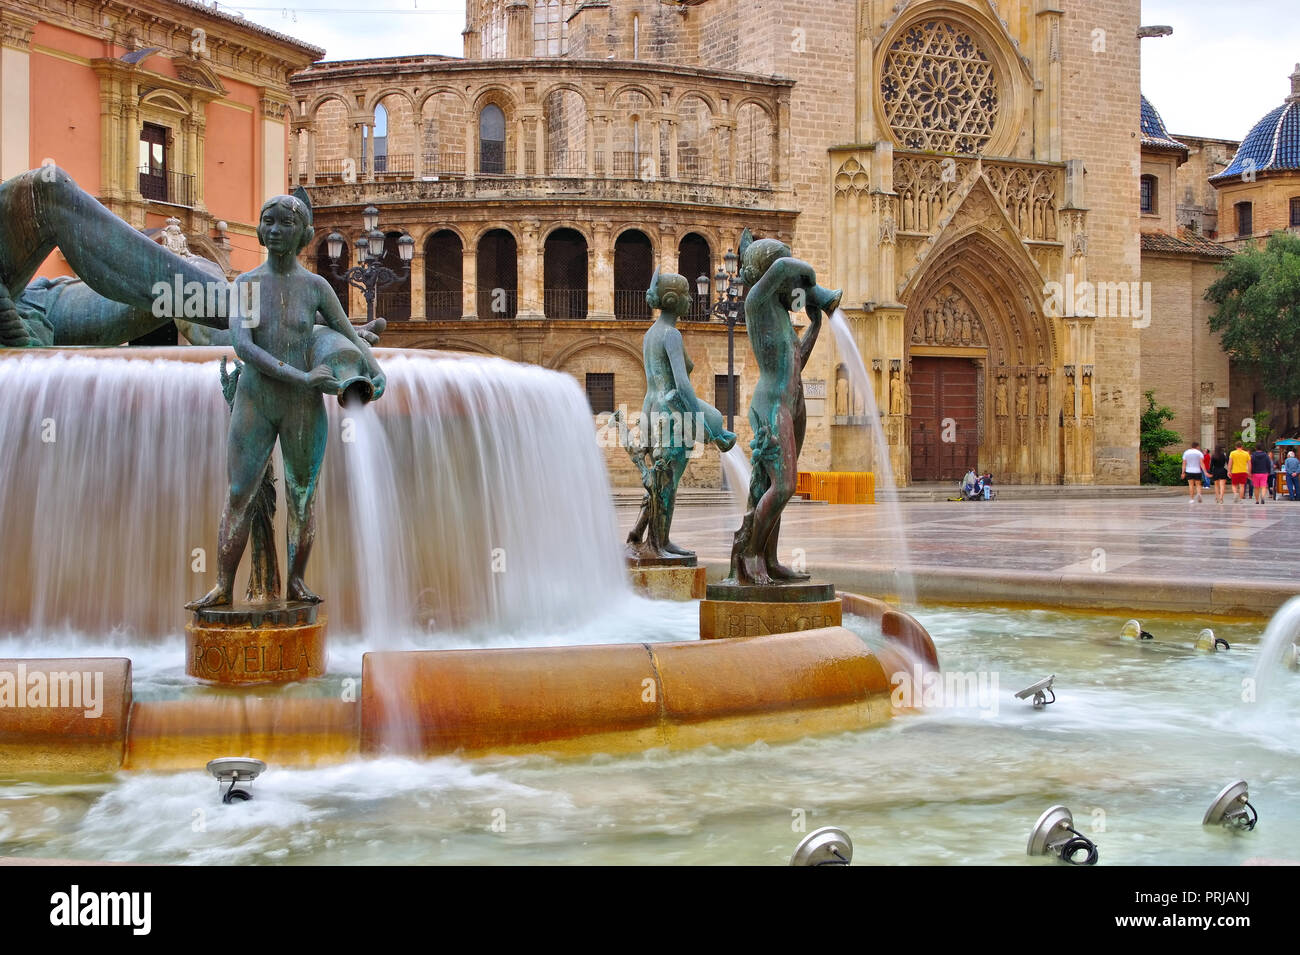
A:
[
  {"xmin": 889, "ymin": 368, "xmax": 904, "ymax": 416},
  {"xmin": 623, "ymin": 269, "xmax": 737, "ymax": 562},
  {"xmin": 1036, "ymin": 375, "xmax": 1049, "ymax": 417},
  {"xmin": 1015, "ymin": 375, "xmax": 1029, "ymax": 419},
  {"xmin": 835, "ymin": 374, "xmax": 850, "ymax": 417},
  {"xmin": 1082, "ymin": 371, "xmax": 1094, "ymax": 417},
  {"xmin": 995, "ymin": 377, "xmax": 1009, "ymax": 418}
]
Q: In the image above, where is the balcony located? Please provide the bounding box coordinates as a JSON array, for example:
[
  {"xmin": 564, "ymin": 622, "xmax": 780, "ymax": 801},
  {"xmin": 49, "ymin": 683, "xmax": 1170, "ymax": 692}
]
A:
[
  {"xmin": 614, "ymin": 289, "xmax": 651, "ymax": 322},
  {"xmin": 424, "ymin": 290, "xmax": 463, "ymax": 320},
  {"xmin": 476, "ymin": 288, "xmax": 517, "ymax": 319},
  {"xmin": 138, "ymin": 168, "xmax": 195, "ymax": 207},
  {"xmin": 543, "ymin": 288, "xmax": 588, "ymax": 320}
]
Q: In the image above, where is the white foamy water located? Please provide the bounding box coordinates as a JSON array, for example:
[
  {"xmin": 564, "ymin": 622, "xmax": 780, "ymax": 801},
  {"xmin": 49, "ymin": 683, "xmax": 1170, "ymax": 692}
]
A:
[
  {"xmin": 828, "ymin": 309, "xmax": 916, "ymax": 605},
  {"xmin": 720, "ymin": 444, "xmax": 752, "ymax": 512},
  {"xmin": 0, "ymin": 349, "xmax": 628, "ymax": 645}
]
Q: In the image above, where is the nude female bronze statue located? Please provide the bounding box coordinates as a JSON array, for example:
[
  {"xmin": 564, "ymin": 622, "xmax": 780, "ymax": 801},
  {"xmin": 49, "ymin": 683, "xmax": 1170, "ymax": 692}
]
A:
[{"xmin": 187, "ymin": 195, "xmax": 386, "ymax": 610}]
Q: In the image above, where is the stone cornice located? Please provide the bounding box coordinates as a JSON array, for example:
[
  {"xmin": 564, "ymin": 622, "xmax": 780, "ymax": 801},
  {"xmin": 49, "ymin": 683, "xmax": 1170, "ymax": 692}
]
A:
[{"xmin": 0, "ymin": 10, "xmax": 37, "ymax": 51}]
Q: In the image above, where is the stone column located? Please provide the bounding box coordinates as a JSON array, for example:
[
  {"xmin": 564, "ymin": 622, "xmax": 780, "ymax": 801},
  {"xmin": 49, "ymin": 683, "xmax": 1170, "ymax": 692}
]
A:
[
  {"xmin": 601, "ymin": 114, "xmax": 614, "ymax": 177},
  {"xmin": 515, "ymin": 117, "xmax": 527, "ymax": 175},
  {"xmin": 409, "ymin": 246, "xmax": 426, "ymax": 321},
  {"xmin": 0, "ymin": 13, "xmax": 34, "ymax": 181},
  {"xmin": 306, "ymin": 128, "xmax": 317, "ymax": 186},
  {"xmin": 585, "ymin": 116, "xmax": 596, "ymax": 176},
  {"xmin": 534, "ymin": 114, "xmax": 545, "ymax": 175},
  {"xmin": 518, "ymin": 218, "xmax": 542, "ymax": 320},
  {"xmin": 667, "ymin": 119, "xmax": 679, "ymax": 180},
  {"xmin": 412, "ymin": 118, "xmax": 425, "ymax": 179},
  {"xmin": 465, "ymin": 116, "xmax": 476, "ymax": 177},
  {"xmin": 505, "ymin": 0, "xmax": 530, "ymax": 57},
  {"xmin": 590, "ymin": 223, "xmax": 613, "ymax": 320},
  {"xmin": 657, "ymin": 223, "xmax": 678, "ymax": 275},
  {"xmin": 462, "ymin": 243, "xmax": 478, "ymax": 319},
  {"xmin": 362, "ymin": 122, "xmax": 375, "ymax": 183}
]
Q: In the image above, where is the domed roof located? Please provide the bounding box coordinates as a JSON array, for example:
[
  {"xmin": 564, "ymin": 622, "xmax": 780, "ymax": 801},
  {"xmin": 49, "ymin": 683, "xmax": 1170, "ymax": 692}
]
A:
[
  {"xmin": 1211, "ymin": 64, "xmax": 1300, "ymax": 182},
  {"xmin": 1140, "ymin": 95, "xmax": 1186, "ymax": 155}
]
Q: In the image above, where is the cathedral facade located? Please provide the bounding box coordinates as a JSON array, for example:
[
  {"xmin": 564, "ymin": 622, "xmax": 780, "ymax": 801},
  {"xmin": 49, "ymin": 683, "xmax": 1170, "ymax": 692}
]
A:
[{"xmin": 292, "ymin": 0, "xmax": 1147, "ymax": 485}]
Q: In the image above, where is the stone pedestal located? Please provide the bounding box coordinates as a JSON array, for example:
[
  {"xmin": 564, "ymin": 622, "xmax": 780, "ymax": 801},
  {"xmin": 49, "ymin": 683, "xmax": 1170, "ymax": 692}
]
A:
[
  {"xmin": 625, "ymin": 547, "xmax": 706, "ymax": 601},
  {"xmin": 699, "ymin": 580, "xmax": 843, "ymax": 640},
  {"xmin": 186, "ymin": 602, "xmax": 326, "ymax": 685}
]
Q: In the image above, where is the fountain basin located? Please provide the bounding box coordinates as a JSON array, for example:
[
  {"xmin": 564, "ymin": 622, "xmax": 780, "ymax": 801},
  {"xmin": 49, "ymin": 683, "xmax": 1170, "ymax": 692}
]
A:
[{"xmin": 0, "ymin": 594, "xmax": 936, "ymax": 771}]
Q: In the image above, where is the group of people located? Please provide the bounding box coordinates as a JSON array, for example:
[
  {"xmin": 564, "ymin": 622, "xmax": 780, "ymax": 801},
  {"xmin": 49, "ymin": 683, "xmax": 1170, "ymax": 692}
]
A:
[
  {"xmin": 961, "ymin": 468, "xmax": 995, "ymax": 501},
  {"xmin": 1181, "ymin": 441, "xmax": 1300, "ymax": 504}
]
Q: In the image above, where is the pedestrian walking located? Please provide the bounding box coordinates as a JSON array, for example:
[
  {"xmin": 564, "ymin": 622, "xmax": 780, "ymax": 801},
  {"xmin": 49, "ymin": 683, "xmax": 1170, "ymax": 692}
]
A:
[
  {"xmin": 1249, "ymin": 445, "xmax": 1272, "ymax": 505},
  {"xmin": 1229, "ymin": 441, "xmax": 1251, "ymax": 502},
  {"xmin": 1208, "ymin": 446, "xmax": 1230, "ymax": 504},
  {"xmin": 1285, "ymin": 451, "xmax": 1300, "ymax": 501},
  {"xmin": 1181, "ymin": 441, "xmax": 1205, "ymax": 503}
]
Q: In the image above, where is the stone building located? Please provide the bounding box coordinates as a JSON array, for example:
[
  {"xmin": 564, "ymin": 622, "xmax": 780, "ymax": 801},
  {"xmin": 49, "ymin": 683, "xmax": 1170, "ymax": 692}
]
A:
[
  {"xmin": 0, "ymin": 0, "xmax": 322, "ymax": 280},
  {"xmin": 293, "ymin": 0, "xmax": 1153, "ymax": 485}
]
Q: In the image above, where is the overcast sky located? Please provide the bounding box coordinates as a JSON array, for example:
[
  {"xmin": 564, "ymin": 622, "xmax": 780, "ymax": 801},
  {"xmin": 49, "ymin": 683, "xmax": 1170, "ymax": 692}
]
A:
[{"xmin": 219, "ymin": 0, "xmax": 1298, "ymax": 143}]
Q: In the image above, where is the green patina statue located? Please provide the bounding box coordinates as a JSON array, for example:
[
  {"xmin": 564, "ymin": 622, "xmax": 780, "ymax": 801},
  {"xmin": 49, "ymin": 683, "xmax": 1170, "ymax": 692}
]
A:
[
  {"xmin": 0, "ymin": 167, "xmax": 383, "ymax": 348},
  {"xmin": 187, "ymin": 194, "xmax": 386, "ymax": 610},
  {"xmin": 728, "ymin": 230, "xmax": 841, "ymax": 586},
  {"xmin": 622, "ymin": 269, "xmax": 736, "ymax": 562},
  {"xmin": 0, "ymin": 165, "xmax": 232, "ymax": 347}
]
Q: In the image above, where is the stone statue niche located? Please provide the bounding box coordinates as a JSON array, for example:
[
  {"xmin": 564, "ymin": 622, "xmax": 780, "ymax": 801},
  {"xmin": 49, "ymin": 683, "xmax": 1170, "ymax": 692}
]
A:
[{"xmin": 620, "ymin": 268, "xmax": 736, "ymax": 565}]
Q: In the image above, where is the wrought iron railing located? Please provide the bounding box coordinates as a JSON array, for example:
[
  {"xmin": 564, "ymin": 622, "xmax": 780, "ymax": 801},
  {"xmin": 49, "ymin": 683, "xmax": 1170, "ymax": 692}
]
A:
[
  {"xmin": 424, "ymin": 290, "xmax": 462, "ymax": 320},
  {"xmin": 543, "ymin": 288, "xmax": 588, "ymax": 320},
  {"xmin": 138, "ymin": 167, "xmax": 195, "ymax": 207}
]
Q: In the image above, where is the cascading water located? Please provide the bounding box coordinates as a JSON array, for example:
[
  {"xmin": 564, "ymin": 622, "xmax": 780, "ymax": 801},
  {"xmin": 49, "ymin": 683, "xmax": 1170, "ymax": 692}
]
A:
[
  {"xmin": 0, "ymin": 349, "xmax": 632, "ymax": 647},
  {"xmin": 828, "ymin": 309, "xmax": 916, "ymax": 606},
  {"xmin": 720, "ymin": 444, "xmax": 752, "ymax": 512},
  {"xmin": 1252, "ymin": 595, "xmax": 1300, "ymax": 698}
]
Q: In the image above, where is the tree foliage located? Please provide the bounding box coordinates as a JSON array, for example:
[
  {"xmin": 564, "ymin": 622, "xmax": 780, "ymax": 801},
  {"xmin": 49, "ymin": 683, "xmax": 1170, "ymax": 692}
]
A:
[
  {"xmin": 1139, "ymin": 389, "xmax": 1180, "ymax": 461},
  {"xmin": 1205, "ymin": 231, "xmax": 1300, "ymax": 405}
]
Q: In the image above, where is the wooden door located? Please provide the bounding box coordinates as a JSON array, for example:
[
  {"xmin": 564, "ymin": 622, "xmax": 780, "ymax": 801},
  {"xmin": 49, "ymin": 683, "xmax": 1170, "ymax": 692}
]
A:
[{"xmin": 909, "ymin": 356, "xmax": 979, "ymax": 481}]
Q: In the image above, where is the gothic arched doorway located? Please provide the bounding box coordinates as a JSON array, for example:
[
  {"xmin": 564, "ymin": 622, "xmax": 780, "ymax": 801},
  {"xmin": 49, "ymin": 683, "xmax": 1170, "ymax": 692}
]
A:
[{"xmin": 903, "ymin": 225, "xmax": 1059, "ymax": 485}]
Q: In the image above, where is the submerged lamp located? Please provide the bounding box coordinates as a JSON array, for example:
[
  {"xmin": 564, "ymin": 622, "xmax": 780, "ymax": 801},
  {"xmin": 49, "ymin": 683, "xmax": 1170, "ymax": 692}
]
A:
[
  {"xmin": 790, "ymin": 827, "xmax": 853, "ymax": 866},
  {"xmin": 1027, "ymin": 806, "xmax": 1098, "ymax": 865},
  {"xmin": 1015, "ymin": 675, "xmax": 1056, "ymax": 708},
  {"xmin": 207, "ymin": 757, "xmax": 267, "ymax": 804},
  {"xmin": 1203, "ymin": 780, "xmax": 1257, "ymax": 830}
]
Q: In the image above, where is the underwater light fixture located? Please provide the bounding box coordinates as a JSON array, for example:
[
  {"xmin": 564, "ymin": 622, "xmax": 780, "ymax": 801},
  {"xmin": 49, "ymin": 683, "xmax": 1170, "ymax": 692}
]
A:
[
  {"xmin": 206, "ymin": 757, "xmax": 267, "ymax": 804},
  {"xmin": 789, "ymin": 827, "xmax": 853, "ymax": 866},
  {"xmin": 1195, "ymin": 628, "xmax": 1230, "ymax": 652},
  {"xmin": 1203, "ymin": 780, "xmax": 1257, "ymax": 830},
  {"xmin": 1120, "ymin": 619, "xmax": 1154, "ymax": 641},
  {"xmin": 1015, "ymin": 675, "xmax": 1056, "ymax": 708},
  {"xmin": 1026, "ymin": 806, "xmax": 1098, "ymax": 865}
]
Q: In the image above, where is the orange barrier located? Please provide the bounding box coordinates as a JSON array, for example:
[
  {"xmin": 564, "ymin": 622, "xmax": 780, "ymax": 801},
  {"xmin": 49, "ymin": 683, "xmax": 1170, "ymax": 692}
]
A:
[{"xmin": 797, "ymin": 470, "xmax": 875, "ymax": 504}]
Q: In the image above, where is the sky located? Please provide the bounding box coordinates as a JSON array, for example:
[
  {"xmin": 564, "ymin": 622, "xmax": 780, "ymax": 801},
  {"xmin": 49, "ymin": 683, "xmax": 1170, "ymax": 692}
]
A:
[{"xmin": 215, "ymin": 0, "xmax": 1300, "ymax": 143}]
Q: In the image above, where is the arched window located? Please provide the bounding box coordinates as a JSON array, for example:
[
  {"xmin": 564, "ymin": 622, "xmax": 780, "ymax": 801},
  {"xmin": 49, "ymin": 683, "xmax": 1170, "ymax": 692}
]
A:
[
  {"xmin": 614, "ymin": 230, "xmax": 654, "ymax": 321},
  {"xmin": 544, "ymin": 227, "xmax": 588, "ymax": 319},
  {"xmin": 316, "ymin": 237, "xmax": 351, "ymax": 312},
  {"xmin": 476, "ymin": 229, "xmax": 517, "ymax": 319},
  {"xmin": 369, "ymin": 103, "xmax": 388, "ymax": 173},
  {"xmin": 1140, "ymin": 174, "xmax": 1157, "ymax": 215},
  {"xmin": 375, "ymin": 232, "xmax": 411, "ymax": 322},
  {"xmin": 479, "ymin": 104, "xmax": 506, "ymax": 175},
  {"xmin": 424, "ymin": 230, "xmax": 463, "ymax": 320},
  {"xmin": 677, "ymin": 233, "xmax": 711, "ymax": 321}
]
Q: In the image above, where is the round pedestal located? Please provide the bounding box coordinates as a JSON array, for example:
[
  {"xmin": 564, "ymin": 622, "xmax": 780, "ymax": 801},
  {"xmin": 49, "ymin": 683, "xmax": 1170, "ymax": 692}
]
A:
[
  {"xmin": 627, "ymin": 564, "xmax": 707, "ymax": 600},
  {"xmin": 699, "ymin": 580, "xmax": 843, "ymax": 640},
  {"xmin": 186, "ymin": 602, "xmax": 326, "ymax": 685}
]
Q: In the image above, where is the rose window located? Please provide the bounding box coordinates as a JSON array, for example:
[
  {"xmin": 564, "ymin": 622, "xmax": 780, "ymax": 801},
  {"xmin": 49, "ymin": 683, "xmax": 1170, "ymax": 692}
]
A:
[{"xmin": 881, "ymin": 20, "xmax": 1000, "ymax": 154}]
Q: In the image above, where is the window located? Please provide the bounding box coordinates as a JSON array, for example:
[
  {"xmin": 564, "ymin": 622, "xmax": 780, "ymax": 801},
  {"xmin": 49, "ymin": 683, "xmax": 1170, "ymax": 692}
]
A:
[
  {"xmin": 532, "ymin": 1, "xmax": 568, "ymax": 56},
  {"xmin": 585, "ymin": 373, "xmax": 614, "ymax": 414},
  {"xmin": 1291, "ymin": 197, "xmax": 1300, "ymax": 228},
  {"xmin": 479, "ymin": 104, "xmax": 506, "ymax": 175},
  {"xmin": 138, "ymin": 123, "xmax": 168, "ymax": 201},
  {"xmin": 715, "ymin": 374, "xmax": 738, "ymax": 419},
  {"xmin": 1140, "ymin": 175, "xmax": 1157, "ymax": 215},
  {"xmin": 1236, "ymin": 201, "xmax": 1253, "ymax": 238}
]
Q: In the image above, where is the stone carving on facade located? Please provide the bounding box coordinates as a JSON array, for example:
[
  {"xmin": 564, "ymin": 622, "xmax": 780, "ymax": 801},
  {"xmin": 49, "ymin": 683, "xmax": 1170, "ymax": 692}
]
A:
[
  {"xmin": 893, "ymin": 156, "xmax": 971, "ymax": 233},
  {"xmin": 1081, "ymin": 366, "xmax": 1094, "ymax": 419},
  {"xmin": 1071, "ymin": 230, "xmax": 1088, "ymax": 258},
  {"xmin": 835, "ymin": 373, "xmax": 850, "ymax": 417},
  {"xmin": 911, "ymin": 284, "xmax": 986, "ymax": 346},
  {"xmin": 889, "ymin": 367, "xmax": 903, "ymax": 415},
  {"xmin": 833, "ymin": 157, "xmax": 870, "ymax": 196},
  {"xmin": 879, "ymin": 212, "xmax": 897, "ymax": 245},
  {"xmin": 981, "ymin": 163, "xmax": 1060, "ymax": 241}
]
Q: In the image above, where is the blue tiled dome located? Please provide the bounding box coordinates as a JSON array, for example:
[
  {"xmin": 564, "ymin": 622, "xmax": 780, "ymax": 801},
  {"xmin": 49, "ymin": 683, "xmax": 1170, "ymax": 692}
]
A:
[
  {"xmin": 1140, "ymin": 95, "xmax": 1188, "ymax": 156},
  {"xmin": 1211, "ymin": 66, "xmax": 1300, "ymax": 182}
]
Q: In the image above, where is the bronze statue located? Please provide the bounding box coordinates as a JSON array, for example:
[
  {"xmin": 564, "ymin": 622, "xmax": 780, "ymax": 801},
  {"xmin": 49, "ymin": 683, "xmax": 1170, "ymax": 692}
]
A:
[
  {"xmin": 727, "ymin": 231, "xmax": 840, "ymax": 586},
  {"xmin": 187, "ymin": 194, "xmax": 386, "ymax": 610},
  {"xmin": 622, "ymin": 269, "xmax": 736, "ymax": 562}
]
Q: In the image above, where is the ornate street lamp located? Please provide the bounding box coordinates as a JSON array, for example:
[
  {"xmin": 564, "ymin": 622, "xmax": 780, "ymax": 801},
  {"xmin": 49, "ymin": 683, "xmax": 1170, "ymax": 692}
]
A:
[
  {"xmin": 698, "ymin": 244, "xmax": 746, "ymax": 434},
  {"xmin": 324, "ymin": 205, "xmax": 415, "ymax": 327}
]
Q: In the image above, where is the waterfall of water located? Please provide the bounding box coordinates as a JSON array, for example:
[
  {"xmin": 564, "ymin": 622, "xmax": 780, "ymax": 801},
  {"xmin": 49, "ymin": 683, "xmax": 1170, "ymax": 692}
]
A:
[
  {"xmin": 720, "ymin": 444, "xmax": 752, "ymax": 512},
  {"xmin": 1252, "ymin": 595, "xmax": 1300, "ymax": 699},
  {"xmin": 828, "ymin": 309, "xmax": 916, "ymax": 606},
  {"xmin": 0, "ymin": 349, "xmax": 629, "ymax": 645}
]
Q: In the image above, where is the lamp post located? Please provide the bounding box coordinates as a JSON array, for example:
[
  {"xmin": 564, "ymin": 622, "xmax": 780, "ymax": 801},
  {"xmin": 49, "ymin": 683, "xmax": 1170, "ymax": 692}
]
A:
[
  {"xmin": 697, "ymin": 245, "xmax": 744, "ymax": 434},
  {"xmin": 325, "ymin": 205, "xmax": 415, "ymax": 326}
]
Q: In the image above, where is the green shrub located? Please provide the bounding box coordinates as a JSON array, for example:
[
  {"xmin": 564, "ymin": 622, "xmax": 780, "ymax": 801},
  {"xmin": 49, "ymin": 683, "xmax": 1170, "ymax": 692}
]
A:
[{"xmin": 1147, "ymin": 453, "xmax": 1186, "ymax": 486}]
